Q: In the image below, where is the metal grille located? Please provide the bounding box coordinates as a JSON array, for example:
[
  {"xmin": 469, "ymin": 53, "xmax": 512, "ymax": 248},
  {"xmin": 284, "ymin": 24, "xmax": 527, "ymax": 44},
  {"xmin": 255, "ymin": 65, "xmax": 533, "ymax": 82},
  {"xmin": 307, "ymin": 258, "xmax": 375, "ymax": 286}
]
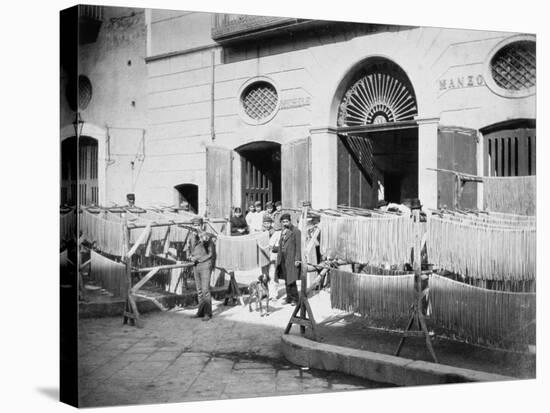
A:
[
  {"xmin": 491, "ymin": 41, "xmax": 536, "ymax": 91},
  {"xmin": 338, "ymin": 72, "xmax": 417, "ymax": 127},
  {"xmin": 241, "ymin": 82, "xmax": 278, "ymax": 120},
  {"xmin": 78, "ymin": 75, "xmax": 93, "ymax": 109}
]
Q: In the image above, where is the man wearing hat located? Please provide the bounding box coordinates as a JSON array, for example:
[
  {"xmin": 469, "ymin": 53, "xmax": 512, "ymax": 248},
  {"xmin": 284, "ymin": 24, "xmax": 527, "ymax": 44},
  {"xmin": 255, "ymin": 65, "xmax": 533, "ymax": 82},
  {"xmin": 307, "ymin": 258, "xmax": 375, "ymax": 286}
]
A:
[
  {"xmin": 126, "ymin": 193, "xmax": 136, "ymax": 208},
  {"xmin": 186, "ymin": 217, "xmax": 215, "ymax": 321},
  {"xmin": 275, "ymin": 213, "xmax": 301, "ymax": 305},
  {"xmin": 260, "ymin": 214, "xmax": 282, "ymax": 300}
]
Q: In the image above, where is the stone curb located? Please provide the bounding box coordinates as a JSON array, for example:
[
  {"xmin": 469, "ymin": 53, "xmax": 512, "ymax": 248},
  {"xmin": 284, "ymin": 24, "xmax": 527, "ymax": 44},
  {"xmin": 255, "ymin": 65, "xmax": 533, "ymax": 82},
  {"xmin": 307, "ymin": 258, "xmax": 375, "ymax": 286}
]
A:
[{"xmin": 281, "ymin": 334, "xmax": 517, "ymax": 386}]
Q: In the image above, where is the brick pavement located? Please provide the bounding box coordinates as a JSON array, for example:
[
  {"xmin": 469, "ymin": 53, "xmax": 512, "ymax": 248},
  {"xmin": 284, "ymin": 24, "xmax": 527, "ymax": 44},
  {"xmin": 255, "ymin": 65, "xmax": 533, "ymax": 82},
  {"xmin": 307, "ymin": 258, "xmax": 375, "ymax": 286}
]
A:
[{"xmin": 78, "ymin": 294, "xmax": 388, "ymax": 407}]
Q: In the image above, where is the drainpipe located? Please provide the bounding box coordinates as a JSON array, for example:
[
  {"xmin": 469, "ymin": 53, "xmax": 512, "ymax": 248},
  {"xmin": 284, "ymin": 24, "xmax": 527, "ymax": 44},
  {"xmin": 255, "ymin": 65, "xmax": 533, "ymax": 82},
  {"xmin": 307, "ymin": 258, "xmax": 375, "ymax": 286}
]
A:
[{"xmin": 210, "ymin": 50, "xmax": 216, "ymax": 142}]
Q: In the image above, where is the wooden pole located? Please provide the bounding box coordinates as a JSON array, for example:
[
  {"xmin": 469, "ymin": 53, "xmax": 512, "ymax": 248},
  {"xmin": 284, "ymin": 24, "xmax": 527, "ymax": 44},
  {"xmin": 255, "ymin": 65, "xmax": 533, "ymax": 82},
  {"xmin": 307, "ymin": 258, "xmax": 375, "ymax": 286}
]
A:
[
  {"xmin": 394, "ymin": 208, "xmax": 438, "ymax": 362},
  {"xmin": 299, "ymin": 204, "xmax": 308, "ymax": 334},
  {"xmin": 284, "ymin": 202, "xmax": 318, "ymax": 340},
  {"xmin": 132, "ymin": 262, "xmax": 194, "ymax": 273},
  {"xmin": 126, "ymin": 223, "xmax": 151, "ymax": 258}
]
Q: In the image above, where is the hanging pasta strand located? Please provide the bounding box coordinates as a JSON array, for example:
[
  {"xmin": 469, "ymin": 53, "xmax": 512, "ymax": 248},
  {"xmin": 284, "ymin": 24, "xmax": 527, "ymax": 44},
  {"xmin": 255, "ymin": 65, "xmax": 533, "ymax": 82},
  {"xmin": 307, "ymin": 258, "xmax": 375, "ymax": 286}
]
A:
[
  {"xmin": 90, "ymin": 250, "xmax": 128, "ymax": 297},
  {"xmin": 429, "ymin": 274, "xmax": 535, "ymax": 348},
  {"xmin": 319, "ymin": 213, "xmax": 414, "ymax": 265},
  {"xmin": 60, "ymin": 209, "xmax": 77, "ymax": 243},
  {"xmin": 80, "ymin": 210, "xmax": 127, "ymax": 257},
  {"xmin": 216, "ymin": 232, "xmax": 270, "ymax": 271},
  {"xmin": 427, "ymin": 214, "xmax": 535, "ymax": 281},
  {"xmin": 483, "ymin": 176, "xmax": 536, "ymax": 216},
  {"xmin": 330, "ymin": 269, "xmax": 415, "ymax": 319}
]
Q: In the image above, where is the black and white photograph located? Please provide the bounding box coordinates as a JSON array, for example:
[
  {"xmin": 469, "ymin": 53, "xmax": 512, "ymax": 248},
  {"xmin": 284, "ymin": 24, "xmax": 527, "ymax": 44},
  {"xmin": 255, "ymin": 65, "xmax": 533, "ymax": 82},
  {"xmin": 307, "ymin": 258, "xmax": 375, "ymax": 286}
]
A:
[{"xmin": 52, "ymin": 0, "xmax": 543, "ymax": 409}]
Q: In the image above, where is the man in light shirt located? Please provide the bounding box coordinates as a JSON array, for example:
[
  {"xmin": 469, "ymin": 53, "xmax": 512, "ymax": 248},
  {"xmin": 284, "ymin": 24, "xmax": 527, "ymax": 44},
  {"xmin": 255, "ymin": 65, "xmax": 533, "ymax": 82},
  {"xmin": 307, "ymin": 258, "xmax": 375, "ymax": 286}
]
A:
[{"xmin": 259, "ymin": 215, "xmax": 281, "ymax": 301}]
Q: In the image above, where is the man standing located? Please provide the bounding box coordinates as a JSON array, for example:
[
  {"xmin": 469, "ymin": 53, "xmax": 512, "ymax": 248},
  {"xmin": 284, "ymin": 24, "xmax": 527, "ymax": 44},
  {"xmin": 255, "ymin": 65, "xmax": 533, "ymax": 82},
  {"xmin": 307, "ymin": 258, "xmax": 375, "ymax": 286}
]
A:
[
  {"xmin": 260, "ymin": 215, "xmax": 281, "ymax": 300},
  {"xmin": 187, "ymin": 217, "xmax": 215, "ymax": 321},
  {"xmin": 275, "ymin": 213, "xmax": 301, "ymax": 305}
]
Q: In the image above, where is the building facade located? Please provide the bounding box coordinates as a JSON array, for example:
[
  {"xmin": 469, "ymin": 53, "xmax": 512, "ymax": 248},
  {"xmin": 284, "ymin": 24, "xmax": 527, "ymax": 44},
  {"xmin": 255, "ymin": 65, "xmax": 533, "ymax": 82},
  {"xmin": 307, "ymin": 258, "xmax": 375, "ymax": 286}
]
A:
[{"xmin": 61, "ymin": 7, "xmax": 536, "ymax": 216}]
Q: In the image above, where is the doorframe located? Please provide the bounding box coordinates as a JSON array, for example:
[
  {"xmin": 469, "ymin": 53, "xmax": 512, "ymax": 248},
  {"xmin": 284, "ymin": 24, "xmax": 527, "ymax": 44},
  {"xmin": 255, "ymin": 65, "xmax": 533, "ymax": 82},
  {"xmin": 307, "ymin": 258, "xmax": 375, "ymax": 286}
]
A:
[{"xmin": 60, "ymin": 122, "xmax": 106, "ymax": 205}]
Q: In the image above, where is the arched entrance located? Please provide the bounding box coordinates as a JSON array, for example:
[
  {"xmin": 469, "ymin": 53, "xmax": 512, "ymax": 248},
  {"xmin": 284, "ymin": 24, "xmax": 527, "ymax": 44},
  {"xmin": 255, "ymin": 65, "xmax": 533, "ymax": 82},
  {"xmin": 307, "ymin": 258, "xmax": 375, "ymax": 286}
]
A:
[
  {"xmin": 60, "ymin": 135, "xmax": 98, "ymax": 206},
  {"xmin": 174, "ymin": 183, "xmax": 199, "ymax": 213},
  {"xmin": 236, "ymin": 141, "xmax": 281, "ymax": 208},
  {"xmin": 335, "ymin": 57, "xmax": 418, "ymax": 207}
]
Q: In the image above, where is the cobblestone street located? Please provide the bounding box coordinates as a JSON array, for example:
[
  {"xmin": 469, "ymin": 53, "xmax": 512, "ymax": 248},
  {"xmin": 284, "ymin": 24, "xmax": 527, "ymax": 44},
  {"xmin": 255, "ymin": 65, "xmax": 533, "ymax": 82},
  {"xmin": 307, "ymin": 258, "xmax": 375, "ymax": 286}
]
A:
[{"xmin": 78, "ymin": 294, "xmax": 389, "ymax": 407}]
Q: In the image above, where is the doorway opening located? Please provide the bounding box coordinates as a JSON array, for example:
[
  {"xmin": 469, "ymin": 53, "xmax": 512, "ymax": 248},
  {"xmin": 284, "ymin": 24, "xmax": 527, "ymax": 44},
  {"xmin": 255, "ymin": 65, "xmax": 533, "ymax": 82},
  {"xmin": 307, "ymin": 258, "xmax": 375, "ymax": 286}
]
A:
[
  {"xmin": 236, "ymin": 141, "xmax": 281, "ymax": 209},
  {"xmin": 335, "ymin": 57, "xmax": 418, "ymax": 208},
  {"xmin": 174, "ymin": 183, "xmax": 199, "ymax": 213},
  {"xmin": 338, "ymin": 127, "xmax": 418, "ymax": 207},
  {"xmin": 61, "ymin": 136, "xmax": 98, "ymax": 206}
]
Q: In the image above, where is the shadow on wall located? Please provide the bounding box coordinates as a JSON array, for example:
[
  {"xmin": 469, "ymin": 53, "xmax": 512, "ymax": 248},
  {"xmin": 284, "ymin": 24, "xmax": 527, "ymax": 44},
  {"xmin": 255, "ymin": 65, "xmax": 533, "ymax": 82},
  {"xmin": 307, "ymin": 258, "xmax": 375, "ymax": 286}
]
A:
[{"xmin": 222, "ymin": 22, "xmax": 410, "ymax": 64}]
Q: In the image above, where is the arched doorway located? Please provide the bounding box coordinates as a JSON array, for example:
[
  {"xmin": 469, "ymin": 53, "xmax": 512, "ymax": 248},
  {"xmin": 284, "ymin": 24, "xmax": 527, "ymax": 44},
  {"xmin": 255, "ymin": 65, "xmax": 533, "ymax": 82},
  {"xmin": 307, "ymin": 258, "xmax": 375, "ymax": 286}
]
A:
[
  {"xmin": 335, "ymin": 57, "xmax": 418, "ymax": 207},
  {"xmin": 174, "ymin": 183, "xmax": 199, "ymax": 213},
  {"xmin": 236, "ymin": 141, "xmax": 281, "ymax": 209},
  {"xmin": 60, "ymin": 135, "xmax": 98, "ymax": 206}
]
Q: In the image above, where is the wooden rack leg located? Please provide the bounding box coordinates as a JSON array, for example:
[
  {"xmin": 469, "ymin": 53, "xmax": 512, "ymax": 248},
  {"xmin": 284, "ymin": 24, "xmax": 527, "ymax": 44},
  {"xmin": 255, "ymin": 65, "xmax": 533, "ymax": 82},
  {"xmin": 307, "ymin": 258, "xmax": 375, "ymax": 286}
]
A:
[
  {"xmin": 122, "ymin": 256, "xmax": 142, "ymax": 328},
  {"xmin": 418, "ymin": 311, "xmax": 438, "ymax": 363},
  {"xmin": 394, "ymin": 208, "xmax": 438, "ymax": 363},
  {"xmin": 395, "ymin": 305, "xmax": 416, "ymax": 356},
  {"xmin": 283, "ymin": 202, "xmax": 318, "ymax": 341},
  {"xmin": 224, "ymin": 272, "xmax": 244, "ymax": 306}
]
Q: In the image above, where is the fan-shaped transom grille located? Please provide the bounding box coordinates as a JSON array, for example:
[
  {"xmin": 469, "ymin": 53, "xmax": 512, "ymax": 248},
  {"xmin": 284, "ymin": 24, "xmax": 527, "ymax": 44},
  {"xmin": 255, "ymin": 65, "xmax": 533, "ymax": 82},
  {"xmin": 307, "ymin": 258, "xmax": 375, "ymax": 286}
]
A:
[
  {"xmin": 241, "ymin": 81, "xmax": 278, "ymax": 120},
  {"xmin": 491, "ymin": 41, "xmax": 536, "ymax": 91},
  {"xmin": 338, "ymin": 70, "xmax": 417, "ymax": 127}
]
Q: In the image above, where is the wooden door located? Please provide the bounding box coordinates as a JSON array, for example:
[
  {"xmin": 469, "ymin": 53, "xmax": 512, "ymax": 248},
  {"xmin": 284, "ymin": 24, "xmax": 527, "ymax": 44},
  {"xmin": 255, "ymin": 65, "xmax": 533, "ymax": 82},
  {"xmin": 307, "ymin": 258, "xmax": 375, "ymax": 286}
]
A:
[
  {"xmin": 281, "ymin": 137, "xmax": 311, "ymax": 208},
  {"xmin": 337, "ymin": 137, "xmax": 377, "ymax": 208},
  {"xmin": 241, "ymin": 157, "xmax": 273, "ymax": 208},
  {"xmin": 61, "ymin": 138, "xmax": 77, "ymax": 205},
  {"xmin": 78, "ymin": 137, "xmax": 98, "ymax": 205},
  {"xmin": 61, "ymin": 136, "xmax": 97, "ymax": 206},
  {"xmin": 206, "ymin": 146, "xmax": 233, "ymax": 218},
  {"xmin": 437, "ymin": 126, "xmax": 478, "ymax": 210}
]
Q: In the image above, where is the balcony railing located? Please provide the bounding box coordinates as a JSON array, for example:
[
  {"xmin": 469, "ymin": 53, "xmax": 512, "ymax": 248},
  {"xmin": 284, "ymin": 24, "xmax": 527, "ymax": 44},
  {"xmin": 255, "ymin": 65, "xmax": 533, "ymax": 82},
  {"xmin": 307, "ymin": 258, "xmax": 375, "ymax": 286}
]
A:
[
  {"xmin": 211, "ymin": 13, "xmax": 301, "ymax": 42},
  {"xmin": 79, "ymin": 5, "xmax": 104, "ymax": 21}
]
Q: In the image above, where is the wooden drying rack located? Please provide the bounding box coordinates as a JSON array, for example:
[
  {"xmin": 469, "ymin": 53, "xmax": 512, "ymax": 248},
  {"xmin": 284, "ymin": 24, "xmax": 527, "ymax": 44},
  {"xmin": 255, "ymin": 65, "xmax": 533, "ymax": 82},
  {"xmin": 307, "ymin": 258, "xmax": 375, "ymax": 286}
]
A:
[{"xmin": 282, "ymin": 202, "xmax": 438, "ymax": 363}]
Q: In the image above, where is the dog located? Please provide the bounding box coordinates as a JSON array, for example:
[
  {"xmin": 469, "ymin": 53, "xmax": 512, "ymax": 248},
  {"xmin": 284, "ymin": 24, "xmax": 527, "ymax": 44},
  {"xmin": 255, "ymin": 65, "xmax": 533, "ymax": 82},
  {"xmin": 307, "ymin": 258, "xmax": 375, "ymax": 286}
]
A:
[{"xmin": 248, "ymin": 274, "xmax": 270, "ymax": 316}]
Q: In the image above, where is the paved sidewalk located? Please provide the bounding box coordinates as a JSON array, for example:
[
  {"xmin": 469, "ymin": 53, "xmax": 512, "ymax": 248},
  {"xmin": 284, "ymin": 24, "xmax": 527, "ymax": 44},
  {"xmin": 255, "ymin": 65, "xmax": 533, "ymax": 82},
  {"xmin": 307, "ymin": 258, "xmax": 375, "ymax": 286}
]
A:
[{"xmin": 78, "ymin": 295, "xmax": 389, "ymax": 407}]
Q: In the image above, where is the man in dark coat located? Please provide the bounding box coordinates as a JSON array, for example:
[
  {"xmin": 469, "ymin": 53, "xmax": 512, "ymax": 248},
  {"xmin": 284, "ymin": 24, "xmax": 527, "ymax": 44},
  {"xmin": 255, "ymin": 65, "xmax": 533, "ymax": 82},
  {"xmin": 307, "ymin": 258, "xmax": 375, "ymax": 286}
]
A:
[{"xmin": 275, "ymin": 213, "xmax": 301, "ymax": 305}]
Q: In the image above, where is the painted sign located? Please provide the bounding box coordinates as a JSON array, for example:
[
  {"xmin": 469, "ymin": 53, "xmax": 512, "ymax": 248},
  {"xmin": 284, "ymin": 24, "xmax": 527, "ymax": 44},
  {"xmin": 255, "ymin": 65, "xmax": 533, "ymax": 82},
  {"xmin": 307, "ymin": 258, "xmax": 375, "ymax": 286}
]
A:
[
  {"xmin": 279, "ymin": 96, "xmax": 311, "ymax": 110},
  {"xmin": 439, "ymin": 74, "xmax": 485, "ymax": 91}
]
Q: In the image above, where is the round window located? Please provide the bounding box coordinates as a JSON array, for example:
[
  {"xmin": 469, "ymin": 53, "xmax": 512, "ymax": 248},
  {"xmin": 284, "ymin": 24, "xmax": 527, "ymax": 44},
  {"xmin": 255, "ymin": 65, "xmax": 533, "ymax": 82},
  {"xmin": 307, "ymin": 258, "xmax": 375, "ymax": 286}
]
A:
[
  {"xmin": 240, "ymin": 81, "xmax": 278, "ymax": 123},
  {"xmin": 78, "ymin": 75, "xmax": 93, "ymax": 109},
  {"xmin": 485, "ymin": 36, "xmax": 536, "ymax": 98},
  {"xmin": 65, "ymin": 75, "xmax": 93, "ymax": 111}
]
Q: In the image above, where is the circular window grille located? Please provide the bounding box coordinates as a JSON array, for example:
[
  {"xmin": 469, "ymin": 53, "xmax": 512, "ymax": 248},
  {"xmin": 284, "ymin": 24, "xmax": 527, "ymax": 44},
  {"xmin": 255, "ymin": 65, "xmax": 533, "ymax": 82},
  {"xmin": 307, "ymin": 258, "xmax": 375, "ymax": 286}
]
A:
[
  {"xmin": 491, "ymin": 41, "xmax": 535, "ymax": 91},
  {"xmin": 241, "ymin": 81, "xmax": 278, "ymax": 121},
  {"xmin": 65, "ymin": 75, "xmax": 93, "ymax": 111},
  {"xmin": 78, "ymin": 75, "xmax": 93, "ymax": 109},
  {"xmin": 338, "ymin": 64, "xmax": 417, "ymax": 127}
]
